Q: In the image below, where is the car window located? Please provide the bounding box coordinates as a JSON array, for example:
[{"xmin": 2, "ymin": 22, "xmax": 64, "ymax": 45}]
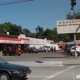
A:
[
  {"xmin": 71, "ymin": 47, "xmax": 75, "ymax": 50},
  {"xmin": 39, "ymin": 47, "xmax": 42, "ymax": 49},
  {"xmin": 0, "ymin": 58, "xmax": 8, "ymax": 65}
]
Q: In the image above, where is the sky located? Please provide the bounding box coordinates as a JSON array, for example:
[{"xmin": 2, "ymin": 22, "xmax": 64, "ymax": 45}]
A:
[{"xmin": 0, "ymin": 0, "xmax": 80, "ymax": 33}]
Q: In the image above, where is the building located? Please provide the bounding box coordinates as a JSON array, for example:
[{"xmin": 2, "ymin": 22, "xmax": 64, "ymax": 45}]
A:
[
  {"xmin": 0, "ymin": 33, "xmax": 56, "ymax": 51},
  {"xmin": 18, "ymin": 34, "xmax": 54, "ymax": 48},
  {"xmin": 0, "ymin": 33, "xmax": 30, "ymax": 51}
]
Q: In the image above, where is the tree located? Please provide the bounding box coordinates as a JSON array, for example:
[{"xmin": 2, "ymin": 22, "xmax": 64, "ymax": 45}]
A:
[
  {"xmin": 0, "ymin": 22, "xmax": 22, "ymax": 35},
  {"xmin": 66, "ymin": 9, "xmax": 80, "ymax": 19},
  {"xmin": 22, "ymin": 28, "xmax": 31, "ymax": 37},
  {"xmin": 8, "ymin": 24, "xmax": 22, "ymax": 35},
  {"xmin": 35, "ymin": 26, "xmax": 44, "ymax": 39},
  {"xmin": 43, "ymin": 28, "xmax": 52, "ymax": 39},
  {"xmin": 30, "ymin": 32, "xmax": 36, "ymax": 38},
  {"xmin": 66, "ymin": 12, "xmax": 73, "ymax": 19},
  {"xmin": 0, "ymin": 22, "xmax": 11, "ymax": 33}
]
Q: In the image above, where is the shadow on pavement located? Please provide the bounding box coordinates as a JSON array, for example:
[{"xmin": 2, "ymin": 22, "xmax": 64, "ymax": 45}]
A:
[
  {"xmin": 35, "ymin": 61, "xmax": 43, "ymax": 63},
  {"xmin": 39, "ymin": 57, "xmax": 64, "ymax": 58}
]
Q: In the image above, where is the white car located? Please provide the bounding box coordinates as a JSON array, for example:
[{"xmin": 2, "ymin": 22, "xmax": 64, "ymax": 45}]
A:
[
  {"xmin": 38, "ymin": 46, "xmax": 50, "ymax": 52},
  {"xmin": 70, "ymin": 46, "xmax": 80, "ymax": 56}
]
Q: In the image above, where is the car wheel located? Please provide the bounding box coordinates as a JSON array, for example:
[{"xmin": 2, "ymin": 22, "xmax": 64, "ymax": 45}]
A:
[
  {"xmin": 36, "ymin": 52, "xmax": 38, "ymax": 54},
  {"xmin": 46, "ymin": 50, "xmax": 48, "ymax": 52},
  {"xmin": 12, "ymin": 53, "xmax": 15, "ymax": 56},
  {"xmin": 0, "ymin": 73, "xmax": 10, "ymax": 80},
  {"xmin": 3, "ymin": 52, "xmax": 6, "ymax": 56},
  {"xmin": 77, "ymin": 52, "xmax": 80, "ymax": 55},
  {"xmin": 28, "ymin": 52, "xmax": 30, "ymax": 54},
  {"xmin": 18, "ymin": 54, "xmax": 21, "ymax": 56},
  {"xmin": 18, "ymin": 53, "xmax": 21, "ymax": 56},
  {"xmin": 9, "ymin": 53, "xmax": 12, "ymax": 56}
]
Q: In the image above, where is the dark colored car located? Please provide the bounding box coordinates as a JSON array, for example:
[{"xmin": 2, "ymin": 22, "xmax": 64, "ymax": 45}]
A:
[
  {"xmin": 24, "ymin": 47, "xmax": 38, "ymax": 54},
  {"xmin": 0, "ymin": 58, "xmax": 31, "ymax": 80},
  {"xmin": 64, "ymin": 44, "xmax": 74, "ymax": 53},
  {"xmin": 64, "ymin": 44, "xmax": 69, "ymax": 53}
]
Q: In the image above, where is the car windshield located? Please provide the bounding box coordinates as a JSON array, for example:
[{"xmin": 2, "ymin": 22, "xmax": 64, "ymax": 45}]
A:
[{"xmin": 0, "ymin": 58, "xmax": 8, "ymax": 65}]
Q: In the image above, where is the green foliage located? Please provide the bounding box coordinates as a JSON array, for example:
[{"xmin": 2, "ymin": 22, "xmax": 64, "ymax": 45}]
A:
[
  {"xmin": 22, "ymin": 28, "xmax": 30, "ymax": 36},
  {"xmin": 35, "ymin": 26, "xmax": 44, "ymax": 39},
  {"xmin": 66, "ymin": 9, "xmax": 80, "ymax": 19},
  {"xmin": 0, "ymin": 22, "xmax": 22, "ymax": 35}
]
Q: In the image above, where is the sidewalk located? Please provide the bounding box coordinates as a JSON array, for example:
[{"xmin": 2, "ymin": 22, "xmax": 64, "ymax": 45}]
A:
[
  {"xmin": 61, "ymin": 57, "xmax": 80, "ymax": 65},
  {"xmin": 48, "ymin": 57, "xmax": 80, "ymax": 66},
  {"xmin": 45, "ymin": 53, "xmax": 80, "ymax": 66}
]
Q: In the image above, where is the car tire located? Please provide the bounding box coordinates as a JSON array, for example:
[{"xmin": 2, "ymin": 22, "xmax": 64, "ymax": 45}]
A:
[
  {"xmin": 46, "ymin": 50, "xmax": 48, "ymax": 52},
  {"xmin": 13, "ymin": 53, "xmax": 15, "ymax": 56},
  {"xmin": 3, "ymin": 52, "xmax": 6, "ymax": 56},
  {"xmin": 18, "ymin": 54, "xmax": 21, "ymax": 56},
  {"xmin": 28, "ymin": 52, "xmax": 30, "ymax": 54},
  {"xmin": 9, "ymin": 52, "xmax": 13, "ymax": 56},
  {"xmin": 18, "ymin": 53, "xmax": 21, "ymax": 56},
  {"xmin": 0, "ymin": 73, "xmax": 10, "ymax": 80}
]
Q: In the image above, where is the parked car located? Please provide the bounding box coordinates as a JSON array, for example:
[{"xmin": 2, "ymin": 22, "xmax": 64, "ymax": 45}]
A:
[
  {"xmin": 64, "ymin": 44, "xmax": 74, "ymax": 53},
  {"xmin": 2, "ymin": 47, "xmax": 23, "ymax": 56},
  {"xmin": 45, "ymin": 44, "xmax": 61, "ymax": 52},
  {"xmin": 69, "ymin": 46, "xmax": 80, "ymax": 56},
  {"xmin": 24, "ymin": 47, "xmax": 38, "ymax": 53},
  {"xmin": 64, "ymin": 44, "xmax": 69, "ymax": 53},
  {"xmin": 38, "ymin": 46, "xmax": 50, "ymax": 52},
  {"xmin": 0, "ymin": 58, "xmax": 31, "ymax": 80}
]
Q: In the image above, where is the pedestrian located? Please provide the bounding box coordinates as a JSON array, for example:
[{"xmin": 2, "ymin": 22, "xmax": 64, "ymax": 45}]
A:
[
  {"xmin": 54, "ymin": 47, "xmax": 56, "ymax": 52},
  {"xmin": 50, "ymin": 46, "xmax": 54, "ymax": 52}
]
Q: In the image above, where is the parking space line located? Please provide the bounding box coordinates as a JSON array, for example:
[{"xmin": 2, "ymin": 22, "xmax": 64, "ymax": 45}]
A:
[
  {"xmin": 42, "ymin": 66, "xmax": 76, "ymax": 80},
  {"xmin": 28, "ymin": 76, "xmax": 47, "ymax": 77}
]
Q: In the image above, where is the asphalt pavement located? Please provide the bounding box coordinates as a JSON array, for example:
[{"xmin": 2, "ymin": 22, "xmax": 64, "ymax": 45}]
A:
[{"xmin": 1, "ymin": 51, "xmax": 80, "ymax": 66}]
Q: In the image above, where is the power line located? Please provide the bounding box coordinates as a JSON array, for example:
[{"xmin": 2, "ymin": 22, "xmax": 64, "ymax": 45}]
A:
[
  {"xmin": 40, "ymin": 8, "xmax": 70, "ymax": 26},
  {"xmin": 0, "ymin": 0, "xmax": 34, "ymax": 5}
]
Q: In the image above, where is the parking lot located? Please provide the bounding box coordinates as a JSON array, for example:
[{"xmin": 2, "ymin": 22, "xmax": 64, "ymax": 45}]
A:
[{"xmin": 0, "ymin": 51, "xmax": 80, "ymax": 80}]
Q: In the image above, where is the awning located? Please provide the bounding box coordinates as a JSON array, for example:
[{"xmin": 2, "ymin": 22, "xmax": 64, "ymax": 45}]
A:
[{"xmin": 0, "ymin": 37, "xmax": 30, "ymax": 44}]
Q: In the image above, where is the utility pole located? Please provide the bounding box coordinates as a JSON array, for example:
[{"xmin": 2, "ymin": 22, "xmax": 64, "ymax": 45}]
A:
[{"xmin": 70, "ymin": 0, "xmax": 77, "ymax": 57}]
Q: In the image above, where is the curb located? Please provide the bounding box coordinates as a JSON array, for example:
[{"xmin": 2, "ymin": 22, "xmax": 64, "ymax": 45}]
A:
[{"xmin": 9, "ymin": 61, "xmax": 64, "ymax": 67}]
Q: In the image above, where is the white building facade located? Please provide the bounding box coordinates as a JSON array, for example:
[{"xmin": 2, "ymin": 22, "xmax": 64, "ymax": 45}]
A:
[{"xmin": 18, "ymin": 34, "xmax": 54, "ymax": 48}]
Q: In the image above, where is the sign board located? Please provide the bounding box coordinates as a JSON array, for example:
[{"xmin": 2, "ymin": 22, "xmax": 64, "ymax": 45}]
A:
[{"xmin": 57, "ymin": 19, "xmax": 80, "ymax": 34}]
